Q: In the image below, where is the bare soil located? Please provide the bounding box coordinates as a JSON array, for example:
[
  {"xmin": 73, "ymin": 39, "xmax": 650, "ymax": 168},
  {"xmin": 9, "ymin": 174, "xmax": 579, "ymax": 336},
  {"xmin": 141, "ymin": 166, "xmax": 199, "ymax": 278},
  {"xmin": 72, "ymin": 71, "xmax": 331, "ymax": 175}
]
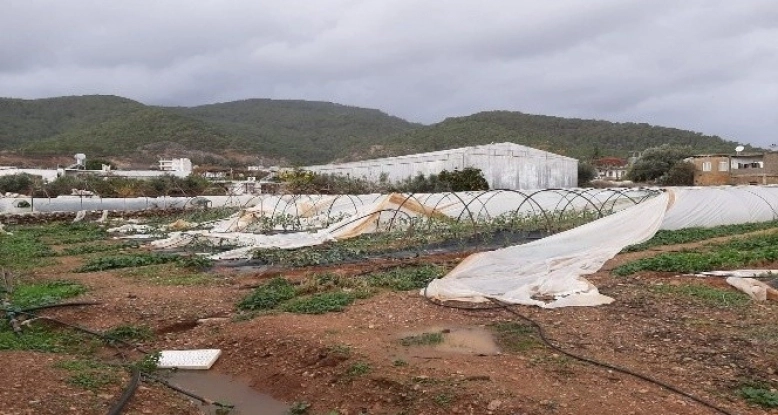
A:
[{"xmin": 1, "ymin": 236, "xmax": 777, "ymax": 415}]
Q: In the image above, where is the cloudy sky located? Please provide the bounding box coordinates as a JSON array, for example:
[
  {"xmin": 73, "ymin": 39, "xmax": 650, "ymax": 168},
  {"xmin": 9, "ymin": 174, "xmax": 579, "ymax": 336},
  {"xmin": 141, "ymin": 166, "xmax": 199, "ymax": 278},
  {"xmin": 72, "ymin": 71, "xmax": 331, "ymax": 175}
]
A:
[{"xmin": 2, "ymin": 1, "xmax": 776, "ymax": 147}]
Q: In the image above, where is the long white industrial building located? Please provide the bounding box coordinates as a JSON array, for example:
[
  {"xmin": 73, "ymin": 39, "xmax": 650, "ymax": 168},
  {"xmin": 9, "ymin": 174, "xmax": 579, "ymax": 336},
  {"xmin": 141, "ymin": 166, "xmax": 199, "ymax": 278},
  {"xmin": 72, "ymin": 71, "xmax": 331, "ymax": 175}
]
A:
[{"xmin": 304, "ymin": 142, "xmax": 578, "ymax": 190}]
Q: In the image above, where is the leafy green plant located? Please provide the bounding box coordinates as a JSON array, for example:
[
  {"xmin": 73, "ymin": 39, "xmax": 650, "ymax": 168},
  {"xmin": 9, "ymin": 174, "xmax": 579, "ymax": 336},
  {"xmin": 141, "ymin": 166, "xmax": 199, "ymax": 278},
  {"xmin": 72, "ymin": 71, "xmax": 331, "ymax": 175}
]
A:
[
  {"xmin": 365, "ymin": 265, "xmax": 444, "ymax": 291},
  {"xmin": 237, "ymin": 277, "xmax": 296, "ymax": 311},
  {"xmin": 61, "ymin": 241, "xmax": 139, "ymax": 256},
  {"xmin": 346, "ymin": 361, "xmax": 371, "ymax": 376},
  {"xmin": 130, "ymin": 351, "xmax": 161, "ymax": 373},
  {"xmin": 103, "ymin": 325, "xmax": 154, "ymax": 341},
  {"xmin": 615, "ymin": 232, "xmax": 778, "ymax": 276},
  {"xmin": 280, "ymin": 292, "xmax": 355, "ymax": 314},
  {"xmin": 0, "ymin": 233, "xmax": 55, "ymax": 270},
  {"xmin": 623, "ymin": 221, "xmax": 778, "ymax": 252},
  {"xmin": 739, "ymin": 385, "xmax": 778, "ymax": 408},
  {"xmin": 399, "ymin": 332, "xmax": 444, "ymax": 347},
  {"xmin": 77, "ymin": 252, "xmax": 212, "ymax": 272}
]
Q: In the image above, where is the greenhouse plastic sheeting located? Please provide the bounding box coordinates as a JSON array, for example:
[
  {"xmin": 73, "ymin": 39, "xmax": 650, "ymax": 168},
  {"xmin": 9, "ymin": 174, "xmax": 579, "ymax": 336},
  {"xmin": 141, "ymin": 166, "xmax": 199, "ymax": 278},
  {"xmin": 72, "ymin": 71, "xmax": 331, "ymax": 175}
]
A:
[
  {"xmin": 424, "ymin": 186, "xmax": 778, "ymax": 308},
  {"xmin": 149, "ymin": 189, "xmax": 654, "ymax": 259}
]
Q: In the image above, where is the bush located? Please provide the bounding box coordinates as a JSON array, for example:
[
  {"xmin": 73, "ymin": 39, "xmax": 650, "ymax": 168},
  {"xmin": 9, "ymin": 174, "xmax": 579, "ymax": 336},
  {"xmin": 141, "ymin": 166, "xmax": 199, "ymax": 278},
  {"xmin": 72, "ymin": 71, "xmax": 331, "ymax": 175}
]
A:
[{"xmin": 0, "ymin": 173, "xmax": 37, "ymax": 194}]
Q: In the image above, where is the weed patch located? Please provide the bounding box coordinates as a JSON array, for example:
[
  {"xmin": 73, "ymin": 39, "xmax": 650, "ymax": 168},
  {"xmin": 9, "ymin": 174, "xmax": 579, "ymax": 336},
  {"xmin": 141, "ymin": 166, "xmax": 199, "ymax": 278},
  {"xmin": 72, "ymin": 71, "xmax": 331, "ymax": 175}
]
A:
[
  {"xmin": 119, "ymin": 263, "xmax": 214, "ymax": 286},
  {"xmin": 238, "ymin": 277, "xmax": 296, "ymax": 311},
  {"xmin": 77, "ymin": 252, "xmax": 212, "ymax": 272},
  {"xmin": 55, "ymin": 359, "xmax": 121, "ymax": 391},
  {"xmin": 399, "ymin": 332, "xmax": 444, "ymax": 347},
  {"xmin": 739, "ymin": 384, "xmax": 778, "ymax": 408},
  {"xmin": 649, "ymin": 283, "xmax": 750, "ymax": 308},
  {"xmin": 281, "ymin": 292, "xmax": 355, "ymax": 314},
  {"xmin": 615, "ymin": 232, "xmax": 778, "ymax": 276},
  {"xmin": 490, "ymin": 322, "xmax": 540, "ymax": 352},
  {"xmin": 9, "ymin": 280, "xmax": 87, "ymax": 309},
  {"xmin": 0, "ymin": 233, "xmax": 55, "ymax": 270},
  {"xmin": 346, "ymin": 361, "xmax": 371, "ymax": 376},
  {"xmin": 365, "ymin": 265, "xmax": 444, "ymax": 291},
  {"xmin": 103, "ymin": 325, "xmax": 154, "ymax": 341},
  {"xmin": 61, "ymin": 241, "xmax": 139, "ymax": 256},
  {"xmin": 623, "ymin": 221, "xmax": 778, "ymax": 252}
]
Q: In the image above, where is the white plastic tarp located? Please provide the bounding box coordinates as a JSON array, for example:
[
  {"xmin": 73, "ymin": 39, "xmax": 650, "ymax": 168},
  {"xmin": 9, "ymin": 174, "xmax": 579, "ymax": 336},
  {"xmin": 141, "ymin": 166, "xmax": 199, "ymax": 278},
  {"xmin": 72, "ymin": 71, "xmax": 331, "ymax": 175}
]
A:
[{"xmin": 424, "ymin": 186, "xmax": 778, "ymax": 308}]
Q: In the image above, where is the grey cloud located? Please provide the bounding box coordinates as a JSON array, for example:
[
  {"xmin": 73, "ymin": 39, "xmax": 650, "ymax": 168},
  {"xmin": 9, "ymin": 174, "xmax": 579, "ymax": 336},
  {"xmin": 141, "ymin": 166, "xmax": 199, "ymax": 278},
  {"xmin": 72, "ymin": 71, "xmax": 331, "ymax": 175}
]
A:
[{"xmin": 1, "ymin": 0, "xmax": 776, "ymax": 147}]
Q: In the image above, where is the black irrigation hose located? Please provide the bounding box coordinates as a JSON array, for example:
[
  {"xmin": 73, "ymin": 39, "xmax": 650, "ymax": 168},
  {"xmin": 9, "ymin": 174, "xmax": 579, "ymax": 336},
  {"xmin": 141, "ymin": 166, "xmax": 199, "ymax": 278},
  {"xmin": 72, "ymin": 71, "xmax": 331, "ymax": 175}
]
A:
[
  {"xmin": 487, "ymin": 298, "xmax": 738, "ymax": 415},
  {"xmin": 107, "ymin": 369, "xmax": 141, "ymax": 415},
  {"xmin": 420, "ymin": 288, "xmax": 737, "ymax": 415},
  {"xmin": 19, "ymin": 300, "xmax": 102, "ymax": 313},
  {"xmin": 4, "ymin": 307, "xmax": 235, "ymax": 413}
]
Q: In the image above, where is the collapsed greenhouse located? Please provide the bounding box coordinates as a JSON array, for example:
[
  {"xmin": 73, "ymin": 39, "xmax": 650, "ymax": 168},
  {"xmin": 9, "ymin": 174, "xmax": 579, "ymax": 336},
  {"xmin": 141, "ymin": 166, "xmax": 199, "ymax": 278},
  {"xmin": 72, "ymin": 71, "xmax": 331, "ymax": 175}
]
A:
[{"xmin": 132, "ymin": 185, "xmax": 778, "ymax": 308}]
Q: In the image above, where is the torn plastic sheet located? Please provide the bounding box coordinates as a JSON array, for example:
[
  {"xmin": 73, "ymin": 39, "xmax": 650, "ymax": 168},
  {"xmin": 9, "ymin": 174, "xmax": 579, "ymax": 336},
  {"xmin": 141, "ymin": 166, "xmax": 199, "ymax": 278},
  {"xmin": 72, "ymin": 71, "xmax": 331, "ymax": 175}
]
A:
[
  {"xmin": 150, "ymin": 189, "xmax": 656, "ymax": 259},
  {"xmin": 425, "ymin": 186, "xmax": 778, "ymax": 308}
]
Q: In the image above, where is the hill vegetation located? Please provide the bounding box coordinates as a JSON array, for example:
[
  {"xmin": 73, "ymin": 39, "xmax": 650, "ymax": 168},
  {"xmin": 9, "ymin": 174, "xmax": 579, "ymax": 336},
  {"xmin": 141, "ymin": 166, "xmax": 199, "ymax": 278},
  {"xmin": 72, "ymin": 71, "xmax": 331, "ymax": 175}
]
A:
[{"xmin": 0, "ymin": 95, "xmax": 752, "ymax": 167}]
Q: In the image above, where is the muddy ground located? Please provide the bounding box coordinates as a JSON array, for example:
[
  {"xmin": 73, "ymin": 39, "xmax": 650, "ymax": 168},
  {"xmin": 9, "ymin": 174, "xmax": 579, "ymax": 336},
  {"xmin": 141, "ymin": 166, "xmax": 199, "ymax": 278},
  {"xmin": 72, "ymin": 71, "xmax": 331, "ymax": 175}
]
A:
[{"xmin": 1, "ymin": 232, "xmax": 777, "ymax": 415}]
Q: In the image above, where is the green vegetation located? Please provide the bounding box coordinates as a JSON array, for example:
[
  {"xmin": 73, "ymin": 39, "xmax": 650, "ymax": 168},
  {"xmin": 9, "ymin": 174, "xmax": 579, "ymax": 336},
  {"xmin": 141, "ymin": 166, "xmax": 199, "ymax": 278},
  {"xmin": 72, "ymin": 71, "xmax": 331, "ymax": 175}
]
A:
[
  {"xmin": 649, "ymin": 284, "xmax": 750, "ymax": 308},
  {"xmin": 626, "ymin": 144, "xmax": 694, "ymax": 183},
  {"xmin": 623, "ymin": 221, "xmax": 778, "ymax": 252},
  {"xmin": 55, "ymin": 359, "xmax": 121, "ymax": 391},
  {"xmin": 237, "ymin": 277, "xmax": 297, "ymax": 311},
  {"xmin": 614, "ymin": 232, "xmax": 778, "ymax": 276},
  {"xmin": 14, "ymin": 222, "xmax": 107, "ymax": 245},
  {"xmin": 103, "ymin": 325, "xmax": 154, "ymax": 341},
  {"xmin": 236, "ymin": 265, "xmax": 448, "ymax": 316},
  {"xmin": 399, "ymin": 332, "xmax": 444, "ymax": 346},
  {"xmin": 346, "ymin": 361, "xmax": 371, "ymax": 376},
  {"xmin": 119, "ymin": 263, "xmax": 215, "ymax": 286},
  {"xmin": 0, "ymin": 95, "xmax": 750, "ymax": 166},
  {"xmin": 490, "ymin": 322, "xmax": 540, "ymax": 352},
  {"xmin": 0, "ymin": 232, "xmax": 55, "ymax": 270},
  {"xmin": 61, "ymin": 241, "xmax": 139, "ymax": 256},
  {"xmin": 77, "ymin": 252, "xmax": 212, "ymax": 272},
  {"xmin": 37, "ymin": 174, "xmax": 212, "ymax": 198},
  {"xmin": 9, "ymin": 281, "xmax": 86, "ymax": 309},
  {"xmin": 739, "ymin": 384, "xmax": 778, "ymax": 408},
  {"xmin": 287, "ymin": 401, "xmax": 312, "ymax": 415},
  {"xmin": 280, "ymin": 292, "xmax": 355, "ymax": 314}
]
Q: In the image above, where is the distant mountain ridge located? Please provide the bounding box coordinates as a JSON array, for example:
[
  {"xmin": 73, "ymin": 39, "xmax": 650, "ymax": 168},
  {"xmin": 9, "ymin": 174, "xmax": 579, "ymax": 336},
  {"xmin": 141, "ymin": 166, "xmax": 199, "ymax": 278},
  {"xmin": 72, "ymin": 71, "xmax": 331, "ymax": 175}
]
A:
[{"xmin": 0, "ymin": 95, "xmax": 751, "ymax": 167}]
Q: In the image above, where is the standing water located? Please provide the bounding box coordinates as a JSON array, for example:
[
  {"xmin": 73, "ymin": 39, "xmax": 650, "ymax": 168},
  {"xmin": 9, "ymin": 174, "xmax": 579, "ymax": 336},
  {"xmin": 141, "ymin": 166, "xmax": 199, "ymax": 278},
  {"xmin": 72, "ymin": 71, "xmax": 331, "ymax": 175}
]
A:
[{"xmin": 167, "ymin": 371, "xmax": 288, "ymax": 415}]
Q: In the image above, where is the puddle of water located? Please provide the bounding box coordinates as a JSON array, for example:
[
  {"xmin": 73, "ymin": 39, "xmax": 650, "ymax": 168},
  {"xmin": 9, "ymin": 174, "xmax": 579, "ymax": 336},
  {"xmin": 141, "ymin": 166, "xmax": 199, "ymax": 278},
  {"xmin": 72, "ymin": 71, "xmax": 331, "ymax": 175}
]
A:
[
  {"xmin": 398, "ymin": 326, "xmax": 501, "ymax": 355},
  {"xmin": 167, "ymin": 371, "xmax": 288, "ymax": 415},
  {"xmin": 437, "ymin": 326, "xmax": 501, "ymax": 355}
]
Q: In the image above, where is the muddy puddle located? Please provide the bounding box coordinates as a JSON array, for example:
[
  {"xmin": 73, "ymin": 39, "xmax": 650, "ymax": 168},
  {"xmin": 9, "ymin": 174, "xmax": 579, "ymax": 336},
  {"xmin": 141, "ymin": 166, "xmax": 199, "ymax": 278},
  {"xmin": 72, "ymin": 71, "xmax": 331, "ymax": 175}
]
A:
[
  {"xmin": 398, "ymin": 325, "xmax": 501, "ymax": 355},
  {"xmin": 167, "ymin": 371, "xmax": 287, "ymax": 415}
]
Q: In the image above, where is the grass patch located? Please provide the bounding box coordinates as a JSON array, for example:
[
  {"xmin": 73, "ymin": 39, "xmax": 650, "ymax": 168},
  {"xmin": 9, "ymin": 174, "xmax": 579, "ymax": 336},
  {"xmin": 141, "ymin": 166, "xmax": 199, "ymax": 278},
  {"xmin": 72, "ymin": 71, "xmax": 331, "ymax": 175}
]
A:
[
  {"xmin": 238, "ymin": 277, "xmax": 296, "ymax": 311},
  {"xmin": 490, "ymin": 322, "xmax": 539, "ymax": 352},
  {"xmin": 17, "ymin": 223, "xmax": 108, "ymax": 246},
  {"xmin": 61, "ymin": 241, "xmax": 139, "ymax": 256},
  {"xmin": 280, "ymin": 292, "xmax": 355, "ymax": 314},
  {"xmin": 103, "ymin": 325, "xmax": 154, "ymax": 341},
  {"xmin": 399, "ymin": 332, "xmax": 444, "ymax": 347},
  {"xmin": 119, "ymin": 263, "xmax": 215, "ymax": 286},
  {"xmin": 623, "ymin": 221, "xmax": 778, "ymax": 252},
  {"xmin": 0, "ymin": 324, "xmax": 97, "ymax": 353},
  {"xmin": 346, "ymin": 361, "xmax": 371, "ymax": 376},
  {"xmin": 0, "ymin": 233, "xmax": 55, "ymax": 270},
  {"xmin": 649, "ymin": 283, "xmax": 751, "ymax": 308},
  {"xmin": 739, "ymin": 384, "xmax": 778, "ymax": 408},
  {"xmin": 9, "ymin": 280, "xmax": 87, "ymax": 309},
  {"xmin": 55, "ymin": 359, "xmax": 121, "ymax": 391},
  {"xmin": 365, "ymin": 265, "xmax": 445, "ymax": 291},
  {"xmin": 77, "ymin": 252, "xmax": 212, "ymax": 272},
  {"xmin": 614, "ymin": 232, "xmax": 778, "ymax": 276}
]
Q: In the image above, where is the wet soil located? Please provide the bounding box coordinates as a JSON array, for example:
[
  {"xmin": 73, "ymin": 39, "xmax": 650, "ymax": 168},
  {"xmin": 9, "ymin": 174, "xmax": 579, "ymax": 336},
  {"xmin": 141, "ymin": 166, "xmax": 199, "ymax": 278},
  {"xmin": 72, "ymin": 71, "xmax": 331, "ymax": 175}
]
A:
[{"xmin": 1, "ymin": 235, "xmax": 777, "ymax": 414}]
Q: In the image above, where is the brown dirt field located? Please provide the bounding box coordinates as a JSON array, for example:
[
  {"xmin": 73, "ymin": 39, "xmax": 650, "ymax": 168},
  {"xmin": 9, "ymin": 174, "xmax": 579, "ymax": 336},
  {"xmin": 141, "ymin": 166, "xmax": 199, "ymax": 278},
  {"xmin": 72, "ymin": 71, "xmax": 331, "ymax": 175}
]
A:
[{"xmin": 1, "ymin": 234, "xmax": 777, "ymax": 415}]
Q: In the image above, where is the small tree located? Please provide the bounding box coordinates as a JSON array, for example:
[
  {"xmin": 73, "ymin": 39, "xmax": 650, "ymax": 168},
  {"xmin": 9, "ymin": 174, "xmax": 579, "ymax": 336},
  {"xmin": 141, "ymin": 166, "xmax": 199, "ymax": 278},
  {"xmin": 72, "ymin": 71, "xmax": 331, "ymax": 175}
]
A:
[
  {"xmin": 577, "ymin": 163, "xmax": 597, "ymax": 187},
  {"xmin": 660, "ymin": 161, "xmax": 695, "ymax": 186},
  {"xmin": 627, "ymin": 144, "xmax": 693, "ymax": 183}
]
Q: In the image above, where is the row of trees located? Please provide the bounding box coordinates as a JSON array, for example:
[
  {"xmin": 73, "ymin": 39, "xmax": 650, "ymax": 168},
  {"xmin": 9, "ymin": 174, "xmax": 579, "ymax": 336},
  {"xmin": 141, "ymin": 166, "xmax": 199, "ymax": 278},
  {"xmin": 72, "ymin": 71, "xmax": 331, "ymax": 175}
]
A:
[{"xmin": 0, "ymin": 174, "xmax": 214, "ymax": 198}]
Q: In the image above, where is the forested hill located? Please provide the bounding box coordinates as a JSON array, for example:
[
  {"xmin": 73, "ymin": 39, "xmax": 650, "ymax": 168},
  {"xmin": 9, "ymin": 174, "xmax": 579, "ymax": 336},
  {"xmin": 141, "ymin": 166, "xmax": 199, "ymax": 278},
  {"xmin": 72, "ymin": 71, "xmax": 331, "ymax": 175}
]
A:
[
  {"xmin": 0, "ymin": 95, "xmax": 749, "ymax": 166},
  {"xmin": 374, "ymin": 111, "xmax": 748, "ymax": 160}
]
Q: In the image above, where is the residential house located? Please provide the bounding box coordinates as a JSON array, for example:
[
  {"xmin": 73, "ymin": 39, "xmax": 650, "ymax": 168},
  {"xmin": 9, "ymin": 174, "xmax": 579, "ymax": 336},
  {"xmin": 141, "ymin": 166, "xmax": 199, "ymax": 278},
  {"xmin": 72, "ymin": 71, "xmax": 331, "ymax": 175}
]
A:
[
  {"xmin": 690, "ymin": 152, "xmax": 778, "ymax": 185},
  {"xmin": 592, "ymin": 157, "xmax": 629, "ymax": 181}
]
